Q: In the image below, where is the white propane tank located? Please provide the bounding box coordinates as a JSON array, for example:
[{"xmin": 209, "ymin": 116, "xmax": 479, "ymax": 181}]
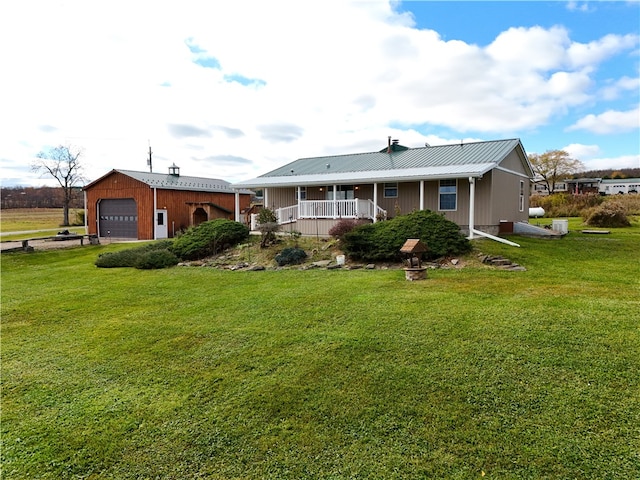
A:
[{"xmin": 529, "ymin": 207, "xmax": 545, "ymax": 218}]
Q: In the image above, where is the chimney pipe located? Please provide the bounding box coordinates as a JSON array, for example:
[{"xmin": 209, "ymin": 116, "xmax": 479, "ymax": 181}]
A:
[{"xmin": 387, "ymin": 136, "xmax": 391, "ymax": 153}]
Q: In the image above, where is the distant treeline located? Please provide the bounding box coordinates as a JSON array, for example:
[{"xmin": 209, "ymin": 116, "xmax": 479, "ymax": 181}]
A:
[
  {"xmin": 0, "ymin": 186, "xmax": 84, "ymax": 209},
  {"xmin": 576, "ymin": 168, "xmax": 640, "ymax": 179}
]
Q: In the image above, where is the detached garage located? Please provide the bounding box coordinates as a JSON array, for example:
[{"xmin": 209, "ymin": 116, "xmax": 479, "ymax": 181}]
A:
[{"xmin": 83, "ymin": 165, "xmax": 253, "ymax": 240}]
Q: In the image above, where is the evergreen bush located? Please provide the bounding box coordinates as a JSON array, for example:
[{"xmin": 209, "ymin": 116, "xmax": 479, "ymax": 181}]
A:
[
  {"xmin": 135, "ymin": 249, "xmax": 180, "ymax": 269},
  {"xmin": 275, "ymin": 247, "xmax": 307, "ymax": 266},
  {"xmin": 170, "ymin": 219, "xmax": 249, "ymax": 260},
  {"xmin": 95, "ymin": 241, "xmax": 174, "ymax": 268},
  {"xmin": 342, "ymin": 210, "xmax": 471, "ymax": 262}
]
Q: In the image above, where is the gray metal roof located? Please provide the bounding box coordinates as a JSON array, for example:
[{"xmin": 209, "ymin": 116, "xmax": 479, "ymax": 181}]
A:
[
  {"xmin": 90, "ymin": 169, "xmax": 253, "ymax": 194},
  {"xmin": 234, "ymin": 138, "xmax": 531, "ymax": 188}
]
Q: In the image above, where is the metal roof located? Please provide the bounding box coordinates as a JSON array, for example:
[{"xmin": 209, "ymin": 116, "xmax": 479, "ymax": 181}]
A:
[
  {"xmin": 85, "ymin": 169, "xmax": 253, "ymax": 194},
  {"xmin": 234, "ymin": 138, "xmax": 531, "ymax": 188}
]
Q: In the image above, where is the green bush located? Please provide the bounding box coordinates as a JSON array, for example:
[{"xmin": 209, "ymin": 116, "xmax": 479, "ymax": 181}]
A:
[
  {"xmin": 584, "ymin": 201, "xmax": 631, "ymax": 227},
  {"xmin": 170, "ymin": 219, "xmax": 249, "ymax": 260},
  {"xmin": 342, "ymin": 210, "xmax": 472, "ymax": 262},
  {"xmin": 275, "ymin": 247, "xmax": 307, "ymax": 266},
  {"xmin": 95, "ymin": 241, "xmax": 174, "ymax": 268},
  {"xmin": 135, "ymin": 249, "xmax": 180, "ymax": 269}
]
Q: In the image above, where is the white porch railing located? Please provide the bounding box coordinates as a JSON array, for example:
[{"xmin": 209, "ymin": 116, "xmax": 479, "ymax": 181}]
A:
[
  {"xmin": 276, "ymin": 199, "xmax": 386, "ymax": 224},
  {"xmin": 276, "ymin": 204, "xmax": 299, "ymax": 224}
]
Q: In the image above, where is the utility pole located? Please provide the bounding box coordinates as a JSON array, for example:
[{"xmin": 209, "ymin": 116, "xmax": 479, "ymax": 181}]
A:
[{"xmin": 147, "ymin": 142, "xmax": 153, "ymax": 173}]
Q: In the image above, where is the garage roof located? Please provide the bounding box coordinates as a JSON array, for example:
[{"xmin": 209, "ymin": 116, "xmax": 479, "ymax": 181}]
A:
[{"xmin": 84, "ymin": 169, "xmax": 253, "ymax": 194}]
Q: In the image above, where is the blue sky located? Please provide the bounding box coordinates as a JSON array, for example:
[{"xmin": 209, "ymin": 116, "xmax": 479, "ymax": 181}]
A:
[{"xmin": 0, "ymin": 0, "xmax": 638, "ymax": 187}]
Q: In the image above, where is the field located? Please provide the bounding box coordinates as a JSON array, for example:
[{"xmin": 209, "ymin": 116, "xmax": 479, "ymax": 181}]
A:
[
  {"xmin": 0, "ymin": 208, "xmax": 84, "ymax": 239},
  {"xmin": 2, "ymin": 218, "xmax": 639, "ymax": 479}
]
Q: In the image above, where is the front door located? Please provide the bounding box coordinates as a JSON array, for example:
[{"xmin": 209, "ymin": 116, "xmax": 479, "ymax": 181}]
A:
[{"xmin": 156, "ymin": 209, "xmax": 168, "ymax": 239}]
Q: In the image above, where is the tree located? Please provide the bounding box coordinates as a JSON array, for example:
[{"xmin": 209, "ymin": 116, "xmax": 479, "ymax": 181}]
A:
[
  {"xmin": 528, "ymin": 150, "xmax": 585, "ymax": 195},
  {"xmin": 32, "ymin": 145, "xmax": 86, "ymax": 226}
]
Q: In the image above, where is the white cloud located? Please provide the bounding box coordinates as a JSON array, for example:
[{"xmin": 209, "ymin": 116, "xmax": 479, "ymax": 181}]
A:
[
  {"xmin": 581, "ymin": 154, "xmax": 640, "ymax": 170},
  {"xmin": 0, "ymin": 0, "xmax": 638, "ymax": 187},
  {"xmin": 561, "ymin": 144, "xmax": 640, "ymax": 170},
  {"xmin": 563, "ymin": 143, "xmax": 602, "ymax": 159},
  {"xmin": 601, "ymin": 76, "xmax": 640, "ymax": 100},
  {"xmin": 568, "ymin": 106, "xmax": 640, "ymax": 134}
]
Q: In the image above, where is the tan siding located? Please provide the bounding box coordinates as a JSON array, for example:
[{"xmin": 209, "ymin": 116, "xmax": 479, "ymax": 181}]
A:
[
  {"xmin": 491, "ymin": 169, "xmax": 529, "ymax": 224},
  {"xmin": 500, "ymin": 149, "xmax": 529, "ymax": 174}
]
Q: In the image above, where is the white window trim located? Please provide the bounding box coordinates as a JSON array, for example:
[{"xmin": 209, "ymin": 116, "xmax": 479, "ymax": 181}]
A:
[
  {"xmin": 438, "ymin": 179, "xmax": 457, "ymax": 211},
  {"xmin": 384, "ymin": 182, "xmax": 398, "ymax": 198},
  {"xmin": 519, "ymin": 180, "xmax": 525, "ymax": 212}
]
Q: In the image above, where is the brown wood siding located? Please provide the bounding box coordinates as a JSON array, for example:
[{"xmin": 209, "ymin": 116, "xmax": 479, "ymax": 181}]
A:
[
  {"xmin": 85, "ymin": 171, "xmax": 251, "ymax": 240},
  {"xmin": 155, "ymin": 189, "xmax": 251, "ymax": 236},
  {"xmin": 85, "ymin": 172, "xmax": 153, "ymax": 239}
]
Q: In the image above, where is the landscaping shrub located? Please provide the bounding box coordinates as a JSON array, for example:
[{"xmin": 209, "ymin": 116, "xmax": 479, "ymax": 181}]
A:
[
  {"xmin": 95, "ymin": 241, "xmax": 174, "ymax": 268},
  {"xmin": 135, "ymin": 249, "xmax": 180, "ymax": 269},
  {"xmin": 584, "ymin": 201, "xmax": 631, "ymax": 227},
  {"xmin": 170, "ymin": 219, "xmax": 249, "ymax": 260},
  {"xmin": 328, "ymin": 218, "xmax": 366, "ymax": 241},
  {"xmin": 342, "ymin": 210, "xmax": 471, "ymax": 262},
  {"xmin": 275, "ymin": 247, "xmax": 307, "ymax": 266},
  {"xmin": 256, "ymin": 208, "xmax": 279, "ymax": 248}
]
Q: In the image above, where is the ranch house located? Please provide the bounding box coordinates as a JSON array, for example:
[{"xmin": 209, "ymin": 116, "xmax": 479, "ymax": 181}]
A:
[
  {"xmin": 83, "ymin": 165, "xmax": 253, "ymax": 240},
  {"xmin": 233, "ymin": 138, "xmax": 534, "ymax": 238}
]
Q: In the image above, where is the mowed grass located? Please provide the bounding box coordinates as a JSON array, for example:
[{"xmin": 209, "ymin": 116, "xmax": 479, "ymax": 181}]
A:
[
  {"xmin": 1, "ymin": 208, "xmax": 83, "ymax": 239},
  {"xmin": 2, "ymin": 219, "xmax": 639, "ymax": 479}
]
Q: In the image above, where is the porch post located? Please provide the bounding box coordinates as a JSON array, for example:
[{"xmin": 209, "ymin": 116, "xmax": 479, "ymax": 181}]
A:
[
  {"xmin": 264, "ymin": 188, "xmax": 269, "ymax": 210},
  {"xmin": 468, "ymin": 177, "xmax": 475, "ymax": 239},
  {"xmin": 234, "ymin": 190, "xmax": 240, "ymax": 222},
  {"xmin": 333, "ymin": 184, "xmax": 338, "ymax": 218},
  {"xmin": 373, "ymin": 183, "xmax": 378, "ymax": 223},
  {"xmin": 420, "ymin": 180, "xmax": 425, "ymax": 211}
]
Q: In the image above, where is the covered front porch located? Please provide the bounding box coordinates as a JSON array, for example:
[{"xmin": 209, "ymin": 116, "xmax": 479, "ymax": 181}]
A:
[{"xmin": 275, "ymin": 198, "xmax": 387, "ymax": 225}]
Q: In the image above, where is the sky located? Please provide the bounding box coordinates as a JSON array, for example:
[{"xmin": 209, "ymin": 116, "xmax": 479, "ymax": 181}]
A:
[{"xmin": 1, "ymin": 0, "xmax": 639, "ymax": 188}]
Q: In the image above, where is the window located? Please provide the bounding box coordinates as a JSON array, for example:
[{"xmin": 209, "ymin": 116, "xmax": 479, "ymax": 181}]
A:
[
  {"xmin": 325, "ymin": 185, "xmax": 354, "ymax": 200},
  {"xmin": 157, "ymin": 212, "xmax": 165, "ymax": 226},
  {"xmin": 296, "ymin": 187, "xmax": 307, "ymax": 201},
  {"xmin": 384, "ymin": 183, "xmax": 398, "ymax": 198},
  {"xmin": 439, "ymin": 179, "xmax": 457, "ymax": 211},
  {"xmin": 519, "ymin": 180, "xmax": 525, "ymax": 212}
]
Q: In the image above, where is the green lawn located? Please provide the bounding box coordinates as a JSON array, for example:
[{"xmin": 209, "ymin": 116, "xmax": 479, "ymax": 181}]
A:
[{"xmin": 2, "ymin": 221, "xmax": 639, "ymax": 479}]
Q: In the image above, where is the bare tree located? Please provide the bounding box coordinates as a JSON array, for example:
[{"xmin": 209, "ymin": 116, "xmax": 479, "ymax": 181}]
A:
[
  {"xmin": 528, "ymin": 150, "xmax": 585, "ymax": 195},
  {"xmin": 32, "ymin": 145, "xmax": 86, "ymax": 226}
]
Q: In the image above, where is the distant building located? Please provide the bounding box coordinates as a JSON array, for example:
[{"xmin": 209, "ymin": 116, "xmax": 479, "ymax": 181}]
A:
[
  {"xmin": 599, "ymin": 178, "xmax": 640, "ymax": 195},
  {"xmin": 531, "ymin": 177, "xmax": 640, "ymax": 196}
]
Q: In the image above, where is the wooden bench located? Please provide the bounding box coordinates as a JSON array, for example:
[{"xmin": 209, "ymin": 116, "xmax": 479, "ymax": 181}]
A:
[{"xmin": 20, "ymin": 234, "xmax": 99, "ymax": 251}]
